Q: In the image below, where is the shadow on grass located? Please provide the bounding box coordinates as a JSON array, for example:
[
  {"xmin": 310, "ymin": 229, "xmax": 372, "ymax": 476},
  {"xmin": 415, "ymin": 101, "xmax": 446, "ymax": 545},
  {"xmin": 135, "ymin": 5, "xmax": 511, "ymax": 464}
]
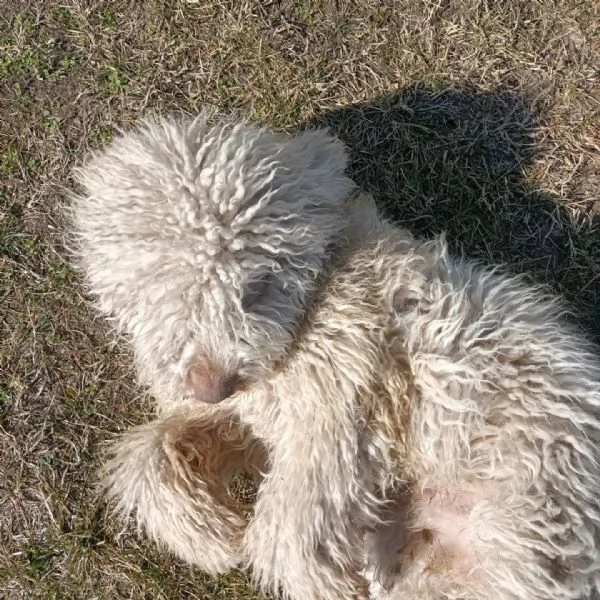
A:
[{"xmin": 306, "ymin": 87, "xmax": 600, "ymax": 340}]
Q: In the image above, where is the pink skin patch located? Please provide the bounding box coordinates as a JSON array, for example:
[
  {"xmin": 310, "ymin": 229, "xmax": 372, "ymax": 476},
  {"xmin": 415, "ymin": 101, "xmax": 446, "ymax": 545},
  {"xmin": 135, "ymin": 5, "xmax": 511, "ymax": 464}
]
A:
[
  {"xmin": 383, "ymin": 483, "xmax": 492, "ymax": 587},
  {"xmin": 186, "ymin": 360, "xmax": 238, "ymax": 404},
  {"xmin": 407, "ymin": 488, "xmax": 478, "ymax": 574}
]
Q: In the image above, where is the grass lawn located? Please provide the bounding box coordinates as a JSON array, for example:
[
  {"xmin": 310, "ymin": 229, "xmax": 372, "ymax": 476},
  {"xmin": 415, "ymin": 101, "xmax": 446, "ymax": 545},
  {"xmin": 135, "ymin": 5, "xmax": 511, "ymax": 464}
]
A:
[{"xmin": 0, "ymin": 0, "xmax": 599, "ymax": 598}]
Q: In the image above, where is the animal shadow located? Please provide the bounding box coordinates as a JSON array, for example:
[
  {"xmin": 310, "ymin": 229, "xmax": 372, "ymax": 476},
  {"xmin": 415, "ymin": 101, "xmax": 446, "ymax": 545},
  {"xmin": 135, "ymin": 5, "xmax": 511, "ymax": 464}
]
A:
[{"xmin": 306, "ymin": 87, "xmax": 600, "ymax": 341}]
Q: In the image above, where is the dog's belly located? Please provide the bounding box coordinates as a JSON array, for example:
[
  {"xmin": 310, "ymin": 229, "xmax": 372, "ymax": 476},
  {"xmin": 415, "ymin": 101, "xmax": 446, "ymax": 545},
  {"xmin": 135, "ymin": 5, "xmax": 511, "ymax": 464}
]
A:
[
  {"xmin": 401, "ymin": 487, "xmax": 478, "ymax": 577},
  {"xmin": 366, "ymin": 483, "xmax": 492, "ymax": 600}
]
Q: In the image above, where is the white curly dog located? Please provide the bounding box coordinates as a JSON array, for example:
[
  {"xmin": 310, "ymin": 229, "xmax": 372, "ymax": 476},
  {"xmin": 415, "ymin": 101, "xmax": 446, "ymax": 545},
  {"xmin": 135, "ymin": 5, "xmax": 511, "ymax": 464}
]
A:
[{"xmin": 70, "ymin": 113, "xmax": 600, "ymax": 600}]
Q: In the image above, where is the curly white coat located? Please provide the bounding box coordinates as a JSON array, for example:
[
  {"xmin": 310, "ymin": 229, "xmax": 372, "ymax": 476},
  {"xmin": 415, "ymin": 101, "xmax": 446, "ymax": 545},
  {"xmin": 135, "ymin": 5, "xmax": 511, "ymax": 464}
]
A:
[{"xmin": 70, "ymin": 114, "xmax": 600, "ymax": 600}]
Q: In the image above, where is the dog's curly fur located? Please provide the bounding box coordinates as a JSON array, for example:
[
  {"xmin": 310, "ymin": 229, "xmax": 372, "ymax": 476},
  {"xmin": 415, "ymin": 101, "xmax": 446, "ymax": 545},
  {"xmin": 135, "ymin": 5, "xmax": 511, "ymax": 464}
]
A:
[
  {"xmin": 70, "ymin": 114, "xmax": 600, "ymax": 600},
  {"xmin": 70, "ymin": 114, "xmax": 352, "ymax": 410}
]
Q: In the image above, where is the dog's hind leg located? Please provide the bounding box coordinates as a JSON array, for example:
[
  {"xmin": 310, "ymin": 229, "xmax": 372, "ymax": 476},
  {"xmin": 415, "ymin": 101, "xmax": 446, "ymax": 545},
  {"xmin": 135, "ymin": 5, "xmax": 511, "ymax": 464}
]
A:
[{"xmin": 101, "ymin": 407, "xmax": 267, "ymax": 574}]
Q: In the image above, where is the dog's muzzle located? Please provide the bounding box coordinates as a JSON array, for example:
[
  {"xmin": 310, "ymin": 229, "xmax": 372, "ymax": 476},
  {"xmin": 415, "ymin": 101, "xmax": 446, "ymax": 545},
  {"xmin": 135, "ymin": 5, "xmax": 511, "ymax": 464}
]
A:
[{"xmin": 186, "ymin": 360, "xmax": 240, "ymax": 404}]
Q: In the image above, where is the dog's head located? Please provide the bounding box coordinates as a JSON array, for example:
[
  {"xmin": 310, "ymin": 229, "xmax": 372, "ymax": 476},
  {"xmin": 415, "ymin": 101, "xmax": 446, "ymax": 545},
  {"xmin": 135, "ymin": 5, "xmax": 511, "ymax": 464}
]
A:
[{"xmin": 70, "ymin": 113, "xmax": 354, "ymax": 410}]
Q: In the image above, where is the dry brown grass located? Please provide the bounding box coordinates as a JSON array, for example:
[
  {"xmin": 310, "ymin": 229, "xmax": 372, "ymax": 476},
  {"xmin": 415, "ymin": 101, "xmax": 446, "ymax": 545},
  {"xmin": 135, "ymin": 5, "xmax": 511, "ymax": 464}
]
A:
[{"xmin": 0, "ymin": 0, "xmax": 598, "ymax": 598}]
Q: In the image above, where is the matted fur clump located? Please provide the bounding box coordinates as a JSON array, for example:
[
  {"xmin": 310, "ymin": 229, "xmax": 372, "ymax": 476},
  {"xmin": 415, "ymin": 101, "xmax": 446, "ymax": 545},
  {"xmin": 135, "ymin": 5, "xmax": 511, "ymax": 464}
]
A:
[{"xmin": 70, "ymin": 112, "xmax": 600, "ymax": 600}]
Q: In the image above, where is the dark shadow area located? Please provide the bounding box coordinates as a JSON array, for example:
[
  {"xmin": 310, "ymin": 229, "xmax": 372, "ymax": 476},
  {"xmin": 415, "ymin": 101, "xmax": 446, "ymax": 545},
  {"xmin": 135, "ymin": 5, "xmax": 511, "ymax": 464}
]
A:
[{"xmin": 304, "ymin": 87, "xmax": 600, "ymax": 341}]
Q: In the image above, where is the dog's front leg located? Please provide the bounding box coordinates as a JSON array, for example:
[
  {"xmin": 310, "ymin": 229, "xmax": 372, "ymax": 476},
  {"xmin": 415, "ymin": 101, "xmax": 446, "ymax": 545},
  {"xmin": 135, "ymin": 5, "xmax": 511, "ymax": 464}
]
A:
[{"xmin": 243, "ymin": 398, "xmax": 376, "ymax": 600}]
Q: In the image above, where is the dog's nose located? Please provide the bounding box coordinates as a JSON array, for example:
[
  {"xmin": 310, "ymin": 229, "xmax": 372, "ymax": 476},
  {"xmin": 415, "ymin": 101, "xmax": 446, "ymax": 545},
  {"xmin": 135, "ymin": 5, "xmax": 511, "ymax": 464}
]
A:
[
  {"xmin": 186, "ymin": 361, "xmax": 240, "ymax": 404},
  {"xmin": 203, "ymin": 373, "xmax": 241, "ymax": 403},
  {"xmin": 197, "ymin": 374, "xmax": 239, "ymax": 404}
]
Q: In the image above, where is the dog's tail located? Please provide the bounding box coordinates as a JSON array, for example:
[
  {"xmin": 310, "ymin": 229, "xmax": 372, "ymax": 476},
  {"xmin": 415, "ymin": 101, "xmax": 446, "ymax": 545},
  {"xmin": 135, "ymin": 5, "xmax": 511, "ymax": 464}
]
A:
[{"xmin": 100, "ymin": 408, "xmax": 267, "ymax": 574}]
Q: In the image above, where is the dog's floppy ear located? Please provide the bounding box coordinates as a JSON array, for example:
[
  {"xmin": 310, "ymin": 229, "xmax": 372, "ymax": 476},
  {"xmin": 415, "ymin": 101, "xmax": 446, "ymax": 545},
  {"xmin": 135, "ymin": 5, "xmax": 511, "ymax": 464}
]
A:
[
  {"xmin": 285, "ymin": 128, "xmax": 350, "ymax": 191},
  {"xmin": 231, "ymin": 128, "xmax": 354, "ymax": 345},
  {"xmin": 281, "ymin": 129, "xmax": 354, "ymax": 206}
]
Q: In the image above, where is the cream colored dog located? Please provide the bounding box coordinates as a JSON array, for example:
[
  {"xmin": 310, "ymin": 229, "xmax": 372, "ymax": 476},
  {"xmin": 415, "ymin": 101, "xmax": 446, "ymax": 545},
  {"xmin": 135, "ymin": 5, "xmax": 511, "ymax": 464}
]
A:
[{"xmin": 70, "ymin": 113, "xmax": 600, "ymax": 600}]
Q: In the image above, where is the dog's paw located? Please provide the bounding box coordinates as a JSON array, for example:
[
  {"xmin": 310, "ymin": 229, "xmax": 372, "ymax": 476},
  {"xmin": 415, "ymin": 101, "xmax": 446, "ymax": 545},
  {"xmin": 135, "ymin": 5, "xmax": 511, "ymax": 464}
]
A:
[{"xmin": 101, "ymin": 414, "xmax": 250, "ymax": 574}]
